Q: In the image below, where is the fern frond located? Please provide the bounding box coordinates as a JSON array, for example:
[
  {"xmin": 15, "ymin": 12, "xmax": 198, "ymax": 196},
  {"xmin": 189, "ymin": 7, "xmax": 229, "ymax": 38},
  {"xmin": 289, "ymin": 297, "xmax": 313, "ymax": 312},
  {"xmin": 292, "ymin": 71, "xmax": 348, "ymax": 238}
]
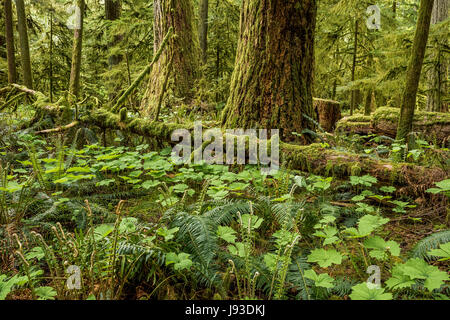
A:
[{"xmin": 409, "ymin": 230, "xmax": 450, "ymax": 261}]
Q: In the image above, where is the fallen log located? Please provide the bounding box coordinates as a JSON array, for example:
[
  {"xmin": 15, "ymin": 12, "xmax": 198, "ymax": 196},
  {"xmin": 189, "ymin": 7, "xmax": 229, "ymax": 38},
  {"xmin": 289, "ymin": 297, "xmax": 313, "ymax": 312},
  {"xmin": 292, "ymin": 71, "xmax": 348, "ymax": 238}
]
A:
[
  {"xmin": 313, "ymin": 98, "xmax": 342, "ymax": 132},
  {"xmin": 336, "ymin": 107, "xmax": 450, "ymax": 144},
  {"xmin": 371, "ymin": 107, "xmax": 450, "ymax": 144},
  {"xmin": 1, "ymin": 86, "xmax": 447, "ymax": 197},
  {"xmin": 82, "ymin": 109, "xmax": 447, "ymax": 196},
  {"xmin": 335, "ymin": 114, "xmax": 372, "ymax": 135}
]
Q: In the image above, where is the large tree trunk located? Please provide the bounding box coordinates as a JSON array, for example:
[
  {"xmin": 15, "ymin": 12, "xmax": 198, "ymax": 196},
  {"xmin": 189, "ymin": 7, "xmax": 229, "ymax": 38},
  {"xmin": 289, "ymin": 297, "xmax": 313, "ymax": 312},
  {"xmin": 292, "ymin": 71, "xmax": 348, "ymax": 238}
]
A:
[
  {"xmin": 69, "ymin": 0, "xmax": 85, "ymax": 99},
  {"xmin": 4, "ymin": 0, "xmax": 16, "ymax": 83},
  {"xmin": 142, "ymin": 0, "xmax": 200, "ymax": 115},
  {"xmin": 426, "ymin": 0, "xmax": 448, "ymax": 113},
  {"xmin": 198, "ymin": 0, "xmax": 208, "ymax": 64},
  {"xmin": 396, "ymin": 0, "xmax": 434, "ymax": 143},
  {"xmin": 15, "ymin": 0, "xmax": 32, "ymax": 89},
  {"xmin": 221, "ymin": 0, "xmax": 317, "ymax": 143}
]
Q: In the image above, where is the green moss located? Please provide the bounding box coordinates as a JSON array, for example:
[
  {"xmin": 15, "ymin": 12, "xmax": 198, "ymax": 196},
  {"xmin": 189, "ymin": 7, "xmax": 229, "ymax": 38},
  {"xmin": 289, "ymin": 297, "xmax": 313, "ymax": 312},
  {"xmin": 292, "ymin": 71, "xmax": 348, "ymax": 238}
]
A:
[{"xmin": 373, "ymin": 107, "xmax": 450, "ymax": 126}]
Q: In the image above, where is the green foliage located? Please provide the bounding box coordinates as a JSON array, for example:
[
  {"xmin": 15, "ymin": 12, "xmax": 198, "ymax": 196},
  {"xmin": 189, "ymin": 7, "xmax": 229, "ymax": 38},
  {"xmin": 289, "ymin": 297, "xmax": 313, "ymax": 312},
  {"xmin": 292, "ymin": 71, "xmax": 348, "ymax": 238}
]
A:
[
  {"xmin": 386, "ymin": 258, "xmax": 449, "ymax": 292},
  {"xmin": 349, "ymin": 283, "xmax": 393, "ymax": 300},
  {"xmin": 410, "ymin": 230, "xmax": 450, "ymax": 261}
]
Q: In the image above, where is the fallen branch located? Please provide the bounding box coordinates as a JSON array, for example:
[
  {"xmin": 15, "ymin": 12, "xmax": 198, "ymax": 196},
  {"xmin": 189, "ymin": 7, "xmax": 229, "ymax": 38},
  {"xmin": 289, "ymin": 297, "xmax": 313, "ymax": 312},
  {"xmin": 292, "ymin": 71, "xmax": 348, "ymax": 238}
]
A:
[{"xmin": 36, "ymin": 121, "xmax": 79, "ymax": 134}]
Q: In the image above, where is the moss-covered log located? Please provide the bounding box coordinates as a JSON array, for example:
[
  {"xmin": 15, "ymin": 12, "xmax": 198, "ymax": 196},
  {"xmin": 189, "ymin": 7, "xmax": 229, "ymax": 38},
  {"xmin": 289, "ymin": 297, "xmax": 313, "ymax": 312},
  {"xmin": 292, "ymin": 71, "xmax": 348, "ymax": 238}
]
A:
[
  {"xmin": 314, "ymin": 98, "xmax": 342, "ymax": 132},
  {"xmin": 81, "ymin": 109, "xmax": 447, "ymax": 196},
  {"xmin": 2, "ymin": 85, "xmax": 447, "ymax": 197},
  {"xmin": 335, "ymin": 114, "xmax": 372, "ymax": 135},
  {"xmin": 336, "ymin": 107, "xmax": 450, "ymax": 144},
  {"xmin": 281, "ymin": 143, "xmax": 447, "ymax": 196}
]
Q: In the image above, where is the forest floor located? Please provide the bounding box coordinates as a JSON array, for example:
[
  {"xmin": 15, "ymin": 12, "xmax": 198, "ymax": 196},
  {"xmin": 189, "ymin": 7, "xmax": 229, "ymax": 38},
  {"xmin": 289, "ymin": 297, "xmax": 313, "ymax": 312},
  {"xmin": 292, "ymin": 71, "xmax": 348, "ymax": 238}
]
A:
[{"xmin": 0, "ymin": 105, "xmax": 449, "ymax": 300}]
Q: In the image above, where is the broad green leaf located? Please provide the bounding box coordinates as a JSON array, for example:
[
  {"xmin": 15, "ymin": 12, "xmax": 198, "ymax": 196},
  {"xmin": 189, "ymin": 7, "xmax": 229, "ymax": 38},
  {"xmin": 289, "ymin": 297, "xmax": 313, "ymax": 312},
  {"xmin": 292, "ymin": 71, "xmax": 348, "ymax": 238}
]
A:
[
  {"xmin": 217, "ymin": 226, "xmax": 237, "ymax": 244},
  {"xmin": 307, "ymin": 249, "xmax": 343, "ymax": 268},
  {"xmin": 304, "ymin": 269, "xmax": 335, "ymax": 288},
  {"xmin": 349, "ymin": 283, "xmax": 392, "ymax": 300}
]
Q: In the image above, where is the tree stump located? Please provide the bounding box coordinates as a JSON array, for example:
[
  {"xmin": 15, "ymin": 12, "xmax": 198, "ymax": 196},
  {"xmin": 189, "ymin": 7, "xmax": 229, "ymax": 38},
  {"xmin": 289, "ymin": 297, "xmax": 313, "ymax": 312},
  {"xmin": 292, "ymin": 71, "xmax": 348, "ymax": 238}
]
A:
[{"xmin": 314, "ymin": 98, "xmax": 342, "ymax": 132}]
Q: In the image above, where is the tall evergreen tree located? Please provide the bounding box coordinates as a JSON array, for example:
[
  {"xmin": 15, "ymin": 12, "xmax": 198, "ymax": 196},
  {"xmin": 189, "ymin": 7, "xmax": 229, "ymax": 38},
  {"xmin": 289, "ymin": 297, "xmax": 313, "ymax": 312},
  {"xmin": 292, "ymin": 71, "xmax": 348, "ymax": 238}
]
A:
[
  {"xmin": 15, "ymin": 0, "xmax": 32, "ymax": 88},
  {"xmin": 396, "ymin": 0, "xmax": 435, "ymax": 143},
  {"xmin": 4, "ymin": 0, "xmax": 16, "ymax": 83},
  {"xmin": 142, "ymin": 0, "xmax": 200, "ymax": 116},
  {"xmin": 426, "ymin": 0, "xmax": 448, "ymax": 112},
  {"xmin": 222, "ymin": 0, "xmax": 317, "ymax": 143},
  {"xmin": 69, "ymin": 0, "xmax": 85, "ymax": 99},
  {"xmin": 198, "ymin": 0, "xmax": 208, "ymax": 64}
]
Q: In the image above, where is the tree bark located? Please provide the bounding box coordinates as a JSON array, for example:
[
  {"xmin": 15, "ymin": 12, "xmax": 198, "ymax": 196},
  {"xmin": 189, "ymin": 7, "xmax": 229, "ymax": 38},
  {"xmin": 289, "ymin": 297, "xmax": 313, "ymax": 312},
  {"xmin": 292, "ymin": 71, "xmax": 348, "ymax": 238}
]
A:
[
  {"xmin": 364, "ymin": 89, "xmax": 373, "ymax": 116},
  {"xmin": 69, "ymin": 0, "xmax": 85, "ymax": 99},
  {"xmin": 4, "ymin": 0, "xmax": 17, "ymax": 83},
  {"xmin": 396, "ymin": 0, "xmax": 434, "ymax": 143},
  {"xmin": 142, "ymin": 0, "xmax": 200, "ymax": 115},
  {"xmin": 4, "ymin": 0, "xmax": 16, "ymax": 83},
  {"xmin": 314, "ymin": 98, "xmax": 341, "ymax": 132},
  {"xmin": 426, "ymin": 0, "xmax": 448, "ymax": 113},
  {"xmin": 15, "ymin": 0, "xmax": 32, "ymax": 89},
  {"xmin": 350, "ymin": 19, "xmax": 358, "ymax": 116},
  {"xmin": 198, "ymin": 0, "xmax": 208, "ymax": 64},
  {"xmin": 221, "ymin": 0, "xmax": 317, "ymax": 143},
  {"xmin": 105, "ymin": 0, "xmax": 123, "ymax": 99},
  {"xmin": 105, "ymin": 0, "xmax": 122, "ymax": 67}
]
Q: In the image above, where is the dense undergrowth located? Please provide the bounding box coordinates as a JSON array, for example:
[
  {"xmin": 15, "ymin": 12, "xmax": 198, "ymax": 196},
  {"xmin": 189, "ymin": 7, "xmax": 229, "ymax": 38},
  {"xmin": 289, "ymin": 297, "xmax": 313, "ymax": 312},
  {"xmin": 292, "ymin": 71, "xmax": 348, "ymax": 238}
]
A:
[{"xmin": 0, "ymin": 114, "xmax": 449, "ymax": 300}]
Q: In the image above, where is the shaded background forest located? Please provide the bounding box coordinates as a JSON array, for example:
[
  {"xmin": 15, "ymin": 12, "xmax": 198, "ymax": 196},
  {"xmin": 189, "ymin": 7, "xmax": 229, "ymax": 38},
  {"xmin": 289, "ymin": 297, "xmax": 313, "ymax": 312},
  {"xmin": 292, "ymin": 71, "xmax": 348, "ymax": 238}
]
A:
[{"xmin": 0, "ymin": 0, "xmax": 448, "ymax": 117}]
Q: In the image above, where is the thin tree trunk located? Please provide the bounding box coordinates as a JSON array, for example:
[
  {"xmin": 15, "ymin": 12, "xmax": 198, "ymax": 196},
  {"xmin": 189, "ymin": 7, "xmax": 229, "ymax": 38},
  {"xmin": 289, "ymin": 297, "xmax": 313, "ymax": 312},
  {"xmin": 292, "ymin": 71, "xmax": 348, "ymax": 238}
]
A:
[
  {"xmin": 142, "ymin": 0, "xmax": 200, "ymax": 114},
  {"xmin": 69, "ymin": 0, "xmax": 85, "ymax": 99},
  {"xmin": 426, "ymin": 0, "xmax": 448, "ymax": 112},
  {"xmin": 105, "ymin": 0, "xmax": 122, "ymax": 67},
  {"xmin": 49, "ymin": 8, "xmax": 53, "ymax": 102},
  {"xmin": 222, "ymin": 0, "xmax": 317, "ymax": 143},
  {"xmin": 105, "ymin": 0, "xmax": 122, "ymax": 99},
  {"xmin": 15, "ymin": 0, "xmax": 32, "ymax": 89},
  {"xmin": 198, "ymin": 0, "xmax": 208, "ymax": 64},
  {"xmin": 350, "ymin": 19, "xmax": 358, "ymax": 116},
  {"xmin": 396, "ymin": 0, "xmax": 435, "ymax": 143},
  {"xmin": 4, "ymin": 0, "xmax": 16, "ymax": 83}
]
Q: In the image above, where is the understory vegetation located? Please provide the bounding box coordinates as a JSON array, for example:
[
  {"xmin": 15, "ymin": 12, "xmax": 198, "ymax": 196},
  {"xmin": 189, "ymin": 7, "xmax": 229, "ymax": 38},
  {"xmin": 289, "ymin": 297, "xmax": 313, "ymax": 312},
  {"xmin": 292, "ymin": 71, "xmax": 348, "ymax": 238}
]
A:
[
  {"xmin": 0, "ymin": 0, "xmax": 449, "ymax": 301},
  {"xmin": 0, "ymin": 124, "xmax": 448, "ymax": 300}
]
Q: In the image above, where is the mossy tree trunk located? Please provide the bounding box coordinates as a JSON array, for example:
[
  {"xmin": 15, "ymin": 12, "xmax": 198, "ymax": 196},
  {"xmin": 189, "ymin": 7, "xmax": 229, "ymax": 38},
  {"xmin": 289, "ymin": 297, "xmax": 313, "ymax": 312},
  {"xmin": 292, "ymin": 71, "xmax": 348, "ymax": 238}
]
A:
[
  {"xmin": 105, "ymin": 0, "xmax": 123, "ymax": 99},
  {"xmin": 396, "ymin": 0, "xmax": 434, "ymax": 143},
  {"xmin": 105, "ymin": 0, "xmax": 122, "ymax": 67},
  {"xmin": 426, "ymin": 0, "xmax": 448, "ymax": 113},
  {"xmin": 69, "ymin": 0, "xmax": 85, "ymax": 99},
  {"xmin": 198, "ymin": 0, "xmax": 208, "ymax": 64},
  {"xmin": 142, "ymin": 0, "xmax": 200, "ymax": 116},
  {"xmin": 350, "ymin": 19, "xmax": 359, "ymax": 116},
  {"xmin": 222, "ymin": 0, "xmax": 317, "ymax": 143},
  {"xmin": 4, "ymin": 0, "xmax": 16, "ymax": 83},
  {"xmin": 364, "ymin": 89, "xmax": 373, "ymax": 116},
  {"xmin": 15, "ymin": 0, "xmax": 32, "ymax": 89}
]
